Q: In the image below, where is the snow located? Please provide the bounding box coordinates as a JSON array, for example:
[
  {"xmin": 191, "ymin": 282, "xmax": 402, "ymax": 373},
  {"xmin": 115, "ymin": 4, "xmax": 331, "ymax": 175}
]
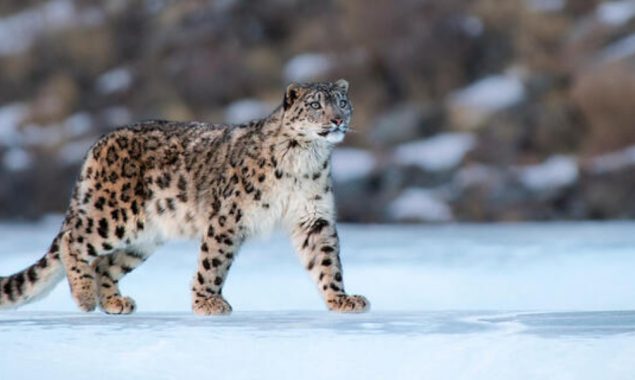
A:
[
  {"xmin": 2, "ymin": 147, "xmax": 32, "ymax": 171},
  {"xmin": 330, "ymin": 148, "xmax": 376, "ymax": 182},
  {"xmin": 598, "ymin": 32, "xmax": 635, "ymax": 62},
  {"xmin": 20, "ymin": 123, "xmax": 66, "ymax": 146},
  {"xmin": 283, "ymin": 53, "xmax": 333, "ymax": 83},
  {"xmin": 518, "ymin": 155, "xmax": 578, "ymax": 191},
  {"xmin": 596, "ymin": 0, "xmax": 635, "ymax": 26},
  {"xmin": 224, "ymin": 99, "xmax": 272, "ymax": 124},
  {"xmin": 0, "ymin": 0, "xmax": 104, "ymax": 57},
  {"xmin": 1, "ymin": 219, "xmax": 635, "ymax": 379},
  {"xmin": 589, "ymin": 145, "xmax": 635, "ymax": 173},
  {"xmin": 393, "ymin": 132, "xmax": 476, "ymax": 172},
  {"xmin": 2, "ymin": 310, "xmax": 634, "ymax": 380},
  {"xmin": 461, "ymin": 15, "xmax": 484, "ymax": 37},
  {"xmin": 95, "ymin": 67, "xmax": 133, "ymax": 95},
  {"xmin": 0, "ymin": 102, "xmax": 28, "ymax": 145},
  {"xmin": 63, "ymin": 112, "xmax": 93, "ymax": 137},
  {"xmin": 0, "ymin": 108, "xmax": 92, "ymax": 162},
  {"xmin": 388, "ymin": 188, "xmax": 453, "ymax": 222},
  {"xmin": 0, "ymin": 0, "xmax": 73, "ymax": 56},
  {"xmin": 449, "ymin": 74, "xmax": 525, "ymax": 115},
  {"xmin": 447, "ymin": 72, "xmax": 526, "ymax": 128}
]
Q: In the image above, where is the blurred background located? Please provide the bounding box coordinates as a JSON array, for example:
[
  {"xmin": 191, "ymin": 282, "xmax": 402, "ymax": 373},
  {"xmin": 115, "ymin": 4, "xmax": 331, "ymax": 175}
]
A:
[{"xmin": 0, "ymin": 0, "xmax": 634, "ymax": 223}]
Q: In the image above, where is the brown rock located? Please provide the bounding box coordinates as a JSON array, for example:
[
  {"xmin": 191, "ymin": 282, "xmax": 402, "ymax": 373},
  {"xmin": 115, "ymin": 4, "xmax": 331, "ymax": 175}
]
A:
[{"xmin": 572, "ymin": 62, "xmax": 635, "ymax": 155}]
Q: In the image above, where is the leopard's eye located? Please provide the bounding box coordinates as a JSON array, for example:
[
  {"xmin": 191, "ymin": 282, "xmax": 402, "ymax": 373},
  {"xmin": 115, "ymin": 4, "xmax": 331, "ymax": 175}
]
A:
[
  {"xmin": 339, "ymin": 99, "xmax": 348, "ymax": 108},
  {"xmin": 310, "ymin": 101, "xmax": 321, "ymax": 110}
]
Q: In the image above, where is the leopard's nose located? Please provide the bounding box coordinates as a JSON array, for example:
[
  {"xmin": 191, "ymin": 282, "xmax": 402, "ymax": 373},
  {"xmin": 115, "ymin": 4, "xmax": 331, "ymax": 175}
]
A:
[{"xmin": 331, "ymin": 118, "xmax": 343, "ymax": 126}]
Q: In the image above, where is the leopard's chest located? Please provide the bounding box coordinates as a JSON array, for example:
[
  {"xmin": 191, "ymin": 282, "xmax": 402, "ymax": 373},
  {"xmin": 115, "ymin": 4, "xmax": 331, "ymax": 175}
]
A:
[{"xmin": 241, "ymin": 167, "xmax": 329, "ymax": 237}]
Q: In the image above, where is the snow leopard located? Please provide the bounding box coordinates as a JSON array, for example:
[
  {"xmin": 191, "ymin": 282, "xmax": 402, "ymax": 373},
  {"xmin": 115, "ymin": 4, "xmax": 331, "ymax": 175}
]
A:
[{"xmin": 0, "ymin": 79, "xmax": 369, "ymax": 315}]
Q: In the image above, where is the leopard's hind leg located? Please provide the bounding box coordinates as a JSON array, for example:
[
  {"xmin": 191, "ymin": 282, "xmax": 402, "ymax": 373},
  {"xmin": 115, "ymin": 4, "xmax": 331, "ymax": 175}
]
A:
[
  {"xmin": 59, "ymin": 221, "xmax": 152, "ymax": 313},
  {"xmin": 59, "ymin": 230, "xmax": 99, "ymax": 312},
  {"xmin": 93, "ymin": 246, "xmax": 156, "ymax": 314}
]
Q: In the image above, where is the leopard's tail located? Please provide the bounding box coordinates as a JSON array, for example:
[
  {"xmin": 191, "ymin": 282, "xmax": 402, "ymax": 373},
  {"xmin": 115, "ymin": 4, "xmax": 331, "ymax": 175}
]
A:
[{"xmin": 0, "ymin": 232, "xmax": 66, "ymax": 310}]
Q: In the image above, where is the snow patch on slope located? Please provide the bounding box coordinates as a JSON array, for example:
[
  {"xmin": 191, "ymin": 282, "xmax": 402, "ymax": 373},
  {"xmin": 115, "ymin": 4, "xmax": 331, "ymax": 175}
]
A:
[
  {"xmin": 596, "ymin": 0, "xmax": 635, "ymax": 26},
  {"xmin": 449, "ymin": 74, "xmax": 525, "ymax": 115},
  {"xmin": 225, "ymin": 99, "xmax": 272, "ymax": 124},
  {"xmin": 598, "ymin": 32, "xmax": 635, "ymax": 62},
  {"xmin": 394, "ymin": 133, "xmax": 476, "ymax": 172},
  {"xmin": 96, "ymin": 67, "xmax": 133, "ymax": 95},
  {"xmin": 283, "ymin": 53, "xmax": 333, "ymax": 82},
  {"xmin": 0, "ymin": 103, "xmax": 28, "ymax": 145},
  {"xmin": 0, "ymin": 0, "xmax": 104, "ymax": 57},
  {"xmin": 3, "ymin": 147, "xmax": 33, "ymax": 171},
  {"xmin": 388, "ymin": 188, "xmax": 453, "ymax": 222},
  {"xmin": 589, "ymin": 145, "xmax": 635, "ymax": 173},
  {"xmin": 518, "ymin": 155, "xmax": 578, "ymax": 191}
]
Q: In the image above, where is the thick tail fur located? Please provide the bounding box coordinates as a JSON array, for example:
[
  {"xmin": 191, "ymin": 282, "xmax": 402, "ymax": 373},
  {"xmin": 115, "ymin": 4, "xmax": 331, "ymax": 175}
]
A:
[{"xmin": 0, "ymin": 232, "xmax": 66, "ymax": 310}]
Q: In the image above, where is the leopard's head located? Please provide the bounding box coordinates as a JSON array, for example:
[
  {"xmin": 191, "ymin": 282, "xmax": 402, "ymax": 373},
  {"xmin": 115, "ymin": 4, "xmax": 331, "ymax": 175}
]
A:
[{"xmin": 282, "ymin": 79, "xmax": 352, "ymax": 144}]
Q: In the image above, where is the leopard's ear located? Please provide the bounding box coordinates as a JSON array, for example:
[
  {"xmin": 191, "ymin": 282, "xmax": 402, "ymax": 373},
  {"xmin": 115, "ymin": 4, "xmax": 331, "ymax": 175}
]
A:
[
  {"xmin": 334, "ymin": 79, "xmax": 349, "ymax": 93},
  {"xmin": 284, "ymin": 82, "xmax": 301, "ymax": 110}
]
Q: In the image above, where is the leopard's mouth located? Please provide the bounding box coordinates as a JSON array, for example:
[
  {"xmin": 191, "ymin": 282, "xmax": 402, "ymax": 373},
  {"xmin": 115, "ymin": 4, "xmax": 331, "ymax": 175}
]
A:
[
  {"xmin": 318, "ymin": 124, "xmax": 348, "ymax": 138},
  {"xmin": 318, "ymin": 124, "xmax": 348, "ymax": 144}
]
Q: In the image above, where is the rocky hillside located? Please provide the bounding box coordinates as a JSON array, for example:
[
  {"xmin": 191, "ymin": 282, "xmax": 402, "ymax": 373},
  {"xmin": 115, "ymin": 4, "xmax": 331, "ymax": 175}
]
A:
[{"xmin": 1, "ymin": 0, "xmax": 634, "ymax": 222}]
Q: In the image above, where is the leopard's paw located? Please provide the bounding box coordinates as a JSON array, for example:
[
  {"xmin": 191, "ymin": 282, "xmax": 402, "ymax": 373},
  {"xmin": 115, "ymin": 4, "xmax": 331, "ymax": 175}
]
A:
[
  {"xmin": 327, "ymin": 294, "xmax": 370, "ymax": 313},
  {"xmin": 100, "ymin": 295, "xmax": 136, "ymax": 315},
  {"xmin": 192, "ymin": 294, "xmax": 233, "ymax": 316},
  {"xmin": 71, "ymin": 278, "xmax": 98, "ymax": 312}
]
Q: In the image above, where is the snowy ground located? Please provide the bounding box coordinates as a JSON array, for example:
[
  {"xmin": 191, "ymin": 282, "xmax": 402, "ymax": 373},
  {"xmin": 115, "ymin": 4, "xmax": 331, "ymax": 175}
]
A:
[{"xmin": 1, "ymin": 219, "xmax": 635, "ymax": 379}]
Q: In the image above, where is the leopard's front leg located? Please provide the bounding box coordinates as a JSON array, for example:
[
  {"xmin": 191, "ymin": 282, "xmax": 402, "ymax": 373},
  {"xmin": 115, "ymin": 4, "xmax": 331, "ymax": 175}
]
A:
[
  {"xmin": 191, "ymin": 221, "xmax": 241, "ymax": 316},
  {"xmin": 292, "ymin": 217, "xmax": 369, "ymax": 313}
]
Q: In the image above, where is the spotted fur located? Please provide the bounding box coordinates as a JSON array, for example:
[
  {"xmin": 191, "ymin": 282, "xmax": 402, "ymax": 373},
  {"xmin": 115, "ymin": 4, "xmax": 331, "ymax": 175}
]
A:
[{"xmin": 0, "ymin": 80, "xmax": 369, "ymax": 315}]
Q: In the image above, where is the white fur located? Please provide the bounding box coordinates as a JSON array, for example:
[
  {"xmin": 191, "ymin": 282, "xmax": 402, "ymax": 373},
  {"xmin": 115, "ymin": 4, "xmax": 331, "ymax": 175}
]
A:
[{"xmin": 325, "ymin": 130, "xmax": 346, "ymax": 144}]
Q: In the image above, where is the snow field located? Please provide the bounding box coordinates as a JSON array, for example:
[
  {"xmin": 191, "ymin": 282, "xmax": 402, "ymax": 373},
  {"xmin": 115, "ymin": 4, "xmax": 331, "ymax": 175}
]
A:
[{"xmin": 1, "ymin": 219, "xmax": 634, "ymax": 379}]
